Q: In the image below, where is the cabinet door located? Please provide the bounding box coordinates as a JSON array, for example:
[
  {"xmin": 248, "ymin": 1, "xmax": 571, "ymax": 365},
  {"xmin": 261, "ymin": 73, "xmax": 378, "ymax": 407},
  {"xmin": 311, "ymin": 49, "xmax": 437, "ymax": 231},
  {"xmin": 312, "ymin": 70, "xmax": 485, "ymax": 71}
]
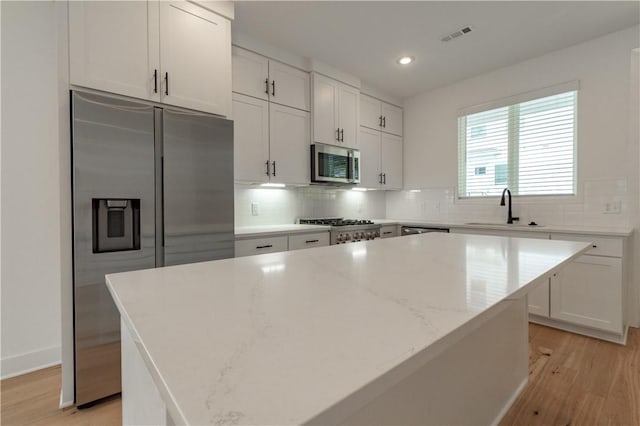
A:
[
  {"xmin": 360, "ymin": 94, "xmax": 382, "ymax": 130},
  {"xmin": 550, "ymin": 255, "xmax": 623, "ymax": 334},
  {"xmin": 528, "ymin": 279, "xmax": 550, "ymax": 317},
  {"xmin": 312, "ymin": 74, "xmax": 339, "ymax": 145},
  {"xmin": 232, "ymin": 47, "xmax": 269, "ymax": 101},
  {"xmin": 232, "ymin": 94, "xmax": 269, "ymax": 183},
  {"xmin": 159, "ymin": 1, "xmax": 231, "ymax": 116},
  {"xmin": 69, "ymin": 1, "xmax": 159, "ymax": 101},
  {"xmin": 269, "ymin": 103, "xmax": 310, "ymax": 185},
  {"xmin": 338, "ymin": 84, "xmax": 360, "ymax": 149},
  {"xmin": 269, "ymin": 61, "xmax": 310, "ymax": 112},
  {"xmin": 381, "ymin": 102, "xmax": 403, "ymax": 136},
  {"xmin": 380, "ymin": 133, "xmax": 403, "ymax": 189},
  {"xmin": 358, "ymin": 127, "xmax": 382, "ymax": 188}
]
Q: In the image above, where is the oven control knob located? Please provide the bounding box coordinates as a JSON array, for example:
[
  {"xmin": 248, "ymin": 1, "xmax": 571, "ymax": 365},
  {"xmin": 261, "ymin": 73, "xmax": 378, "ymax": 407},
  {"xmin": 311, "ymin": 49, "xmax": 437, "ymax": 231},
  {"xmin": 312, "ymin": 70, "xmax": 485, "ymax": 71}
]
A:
[
  {"xmin": 374, "ymin": 230, "xmax": 380, "ymax": 238},
  {"xmin": 354, "ymin": 232, "xmax": 360, "ymax": 240},
  {"xmin": 337, "ymin": 234, "xmax": 343, "ymax": 242}
]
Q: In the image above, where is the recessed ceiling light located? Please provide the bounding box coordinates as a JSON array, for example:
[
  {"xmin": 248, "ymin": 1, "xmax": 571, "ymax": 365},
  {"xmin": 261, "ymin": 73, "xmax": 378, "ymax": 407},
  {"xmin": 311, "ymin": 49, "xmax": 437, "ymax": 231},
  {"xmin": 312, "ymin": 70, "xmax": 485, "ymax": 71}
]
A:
[{"xmin": 397, "ymin": 56, "xmax": 414, "ymax": 65}]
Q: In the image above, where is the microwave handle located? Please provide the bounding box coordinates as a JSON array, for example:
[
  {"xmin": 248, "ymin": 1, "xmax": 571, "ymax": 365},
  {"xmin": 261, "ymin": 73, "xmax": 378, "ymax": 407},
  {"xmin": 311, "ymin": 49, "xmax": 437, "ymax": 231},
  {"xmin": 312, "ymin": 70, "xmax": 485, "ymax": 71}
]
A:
[{"xmin": 347, "ymin": 149, "xmax": 354, "ymax": 182}]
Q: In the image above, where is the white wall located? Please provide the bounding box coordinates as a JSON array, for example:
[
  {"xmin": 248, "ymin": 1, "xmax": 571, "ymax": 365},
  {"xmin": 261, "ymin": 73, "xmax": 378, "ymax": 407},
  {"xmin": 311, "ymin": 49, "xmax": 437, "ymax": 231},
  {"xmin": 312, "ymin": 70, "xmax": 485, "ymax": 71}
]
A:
[
  {"xmin": 393, "ymin": 25, "xmax": 639, "ymax": 229},
  {"xmin": 1, "ymin": 1, "xmax": 70, "ymax": 381},
  {"xmin": 391, "ymin": 25, "xmax": 640, "ymax": 325},
  {"xmin": 235, "ymin": 185, "xmax": 386, "ymax": 227}
]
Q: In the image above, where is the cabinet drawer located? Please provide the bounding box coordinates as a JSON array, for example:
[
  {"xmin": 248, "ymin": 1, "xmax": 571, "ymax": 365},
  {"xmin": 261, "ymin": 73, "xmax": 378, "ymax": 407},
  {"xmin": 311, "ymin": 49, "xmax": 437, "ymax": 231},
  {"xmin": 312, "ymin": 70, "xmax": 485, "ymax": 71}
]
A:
[
  {"xmin": 235, "ymin": 236, "xmax": 288, "ymax": 257},
  {"xmin": 288, "ymin": 232, "xmax": 329, "ymax": 251},
  {"xmin": 380, "ymin": 225, "xmax": 398, "ymax": 238},
  {"xmin": 550, "ymin": 233, "xmax": 622, "ymax": 257}
]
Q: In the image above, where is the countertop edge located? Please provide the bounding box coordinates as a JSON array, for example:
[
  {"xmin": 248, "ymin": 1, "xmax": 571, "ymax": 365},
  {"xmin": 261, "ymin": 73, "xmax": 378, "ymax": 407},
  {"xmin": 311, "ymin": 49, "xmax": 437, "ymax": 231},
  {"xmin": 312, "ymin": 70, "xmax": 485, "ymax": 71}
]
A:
[{"xmin": 373, "ymin": 219, "xmax": 633, "ymax": 237}]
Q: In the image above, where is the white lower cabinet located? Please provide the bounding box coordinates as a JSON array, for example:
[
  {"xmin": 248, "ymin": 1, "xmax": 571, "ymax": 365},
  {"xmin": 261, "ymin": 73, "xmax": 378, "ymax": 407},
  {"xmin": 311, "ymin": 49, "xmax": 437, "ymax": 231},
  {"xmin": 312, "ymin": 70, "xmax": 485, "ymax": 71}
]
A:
[
  {"xmin": 549, "ymin": 255, "xmax": 622, "ymax": 334},
  {"xmin": 450, "ymin": 227, "xmax": 628, "ymax": 343},
  {"xmin": 235, "ymin": 236, "xmax": 288, "ymax": 257},
  {"xmin": 288, "ymin": 232, "xmax": 330, "ymax": 251},
  {"xmin": 527, "ymin": 279, "xmax": 550, "ymax": 317},
  {"xmin": 235, "ymin": 231, "xmax": 330, "ymax": 257},
  {"xmin": 380, "ymin": 225, "xmax": 399, "ymax": 238}
]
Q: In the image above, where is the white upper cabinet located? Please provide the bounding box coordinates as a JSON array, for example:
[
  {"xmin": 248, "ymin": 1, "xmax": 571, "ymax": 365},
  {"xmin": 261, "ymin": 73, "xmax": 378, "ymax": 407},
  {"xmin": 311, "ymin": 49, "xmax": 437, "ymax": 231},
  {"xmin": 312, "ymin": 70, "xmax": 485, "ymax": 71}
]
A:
[
  {"xmin": 338, "ymin": 84, "xmax": 360, "ymax": 148},
  {"xmin": 312, "ymin": 74, "xmax": 339, "ymax": 145},
  {"xmin": 358, "ymin": 127, "xmax": 382, "ymax": 189},
  {"xmin": 360, "ymin": 94, "xmax": 403, "ymax": 136},
  {"xmin": 312, "ymin": 73, "xmax": 359, "ymax": 149},
  {"xmin": 380, "ymin": 133, "xmax": 403, "ymax": 189},
  {"xmin": 232, "ymin": 48, "xmax": 269, "ymax": 101},
  {"xmin": 357, "ymin": 127, "xmax": 403, "ymax": 189},
  {"xmin": 69, "ymin": 1, "xmax": 158, "ymax": 101},
  {"xmin": 159, "ymin": 1, "xmax": 231, "ymax": 116},
  {"xmin": 232, "ymin": 94, "xmax": 270, "ymax": 184},
  {"xmin": 232, "ymin": 94, "xmax": 309, "ymax": 185},
  {"xmin": 69, "ymin": 0, "xmax": 232, "ymax": 117},
  {"xmin": 269, "ymin": 103, "xmax": 310, "ymax": 185},
  {"xmin": 232, "ymin": 47, "xmax": 310, "ymax": 111},
  {"xmin": 381, "ymin": 102, "xmax": 403, "ymax": 136},
  {"xmin": 269, "ymin": 62, "xmax": 310, "ymax": 111},
  {"xmin": 359, "ymin": 94, "xmax": 382, "ymax": 130}
]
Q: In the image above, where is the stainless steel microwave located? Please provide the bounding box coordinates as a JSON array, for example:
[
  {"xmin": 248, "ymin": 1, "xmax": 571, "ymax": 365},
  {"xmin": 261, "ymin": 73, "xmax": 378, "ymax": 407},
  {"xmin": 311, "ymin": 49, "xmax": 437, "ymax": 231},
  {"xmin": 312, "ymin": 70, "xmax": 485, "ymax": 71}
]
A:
[{"xmin": 311, "ymin": 143, "xmax": 360, "ymax": 185}]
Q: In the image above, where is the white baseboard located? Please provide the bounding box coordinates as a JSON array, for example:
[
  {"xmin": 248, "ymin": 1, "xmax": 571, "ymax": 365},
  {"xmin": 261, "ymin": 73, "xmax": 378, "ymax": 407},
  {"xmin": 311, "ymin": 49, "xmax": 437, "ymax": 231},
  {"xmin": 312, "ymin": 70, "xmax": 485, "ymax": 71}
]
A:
[{"xmin": 1, "ymin": 345, "xmax": 61, "ymax": 380}]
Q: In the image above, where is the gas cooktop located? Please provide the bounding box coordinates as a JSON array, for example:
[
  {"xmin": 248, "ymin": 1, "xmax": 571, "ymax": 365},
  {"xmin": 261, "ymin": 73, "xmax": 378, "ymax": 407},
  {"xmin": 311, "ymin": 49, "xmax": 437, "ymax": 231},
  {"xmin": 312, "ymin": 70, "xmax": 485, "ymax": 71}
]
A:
[{"xmin": 299, "ymin": 218, "xmax": 375, "ymax": 227}]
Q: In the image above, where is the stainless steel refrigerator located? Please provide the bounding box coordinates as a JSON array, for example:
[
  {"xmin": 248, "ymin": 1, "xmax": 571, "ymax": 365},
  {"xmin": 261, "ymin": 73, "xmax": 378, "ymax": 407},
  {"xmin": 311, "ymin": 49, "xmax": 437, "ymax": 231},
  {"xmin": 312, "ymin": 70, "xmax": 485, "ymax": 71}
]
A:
[{"xmin": 71, "ymin": 91, "xmax": 234, "ymax": 407}]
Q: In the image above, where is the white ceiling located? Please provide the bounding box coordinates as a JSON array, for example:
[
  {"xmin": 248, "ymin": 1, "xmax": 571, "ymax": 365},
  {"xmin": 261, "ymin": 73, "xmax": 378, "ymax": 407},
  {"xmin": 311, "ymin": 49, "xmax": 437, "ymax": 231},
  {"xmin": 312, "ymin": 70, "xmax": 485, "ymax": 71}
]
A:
[{"xmin": 233, "ymin": 1, "xmax": 640, "ymax": 98}]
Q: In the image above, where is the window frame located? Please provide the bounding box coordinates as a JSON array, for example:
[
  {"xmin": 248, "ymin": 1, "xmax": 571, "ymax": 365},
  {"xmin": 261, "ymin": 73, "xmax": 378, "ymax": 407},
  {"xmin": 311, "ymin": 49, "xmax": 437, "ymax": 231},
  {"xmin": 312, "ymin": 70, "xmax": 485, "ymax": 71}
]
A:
[{"xmin": 457, "ymin": 82, "xmax": 579, "ymax": 200}]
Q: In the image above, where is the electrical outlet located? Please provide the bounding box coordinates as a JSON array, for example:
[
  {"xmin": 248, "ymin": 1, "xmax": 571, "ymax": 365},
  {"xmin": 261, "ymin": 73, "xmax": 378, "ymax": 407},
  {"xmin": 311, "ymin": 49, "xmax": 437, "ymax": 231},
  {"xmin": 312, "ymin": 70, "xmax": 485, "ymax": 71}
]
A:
[
  {"xmin": 603, "ymin": 201, "xmax": 621, "ymax": 214},
  {"xmin": 251, "ymin": 202, "xmax": 259, "ymax": 216}
]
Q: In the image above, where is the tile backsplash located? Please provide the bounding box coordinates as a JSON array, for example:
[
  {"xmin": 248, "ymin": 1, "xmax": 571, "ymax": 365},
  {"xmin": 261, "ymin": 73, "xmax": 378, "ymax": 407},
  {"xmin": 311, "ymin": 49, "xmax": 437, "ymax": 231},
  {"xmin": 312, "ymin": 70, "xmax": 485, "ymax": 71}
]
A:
[
  {"xmin": 235, "ymin": 185, "xmax": 386, "ymax": 227},
  {"xmin": 385, "ymin": 178, "xmax": 634, "ymax": 228},
  {"xmin": 235, "ymin": 179, "xmax": 633, "ymax": 228}
]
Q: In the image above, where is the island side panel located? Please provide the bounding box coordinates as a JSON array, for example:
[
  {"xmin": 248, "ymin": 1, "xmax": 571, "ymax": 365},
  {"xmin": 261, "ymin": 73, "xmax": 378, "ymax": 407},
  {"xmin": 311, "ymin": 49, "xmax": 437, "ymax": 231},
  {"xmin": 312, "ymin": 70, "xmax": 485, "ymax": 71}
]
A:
[
  {"xmin": 336, "ymin": 297, "xmax": 529, "ymax": 426},
  {"xmin": 121, "ymin": 318, "xmax": 170, "ymax": 426}
]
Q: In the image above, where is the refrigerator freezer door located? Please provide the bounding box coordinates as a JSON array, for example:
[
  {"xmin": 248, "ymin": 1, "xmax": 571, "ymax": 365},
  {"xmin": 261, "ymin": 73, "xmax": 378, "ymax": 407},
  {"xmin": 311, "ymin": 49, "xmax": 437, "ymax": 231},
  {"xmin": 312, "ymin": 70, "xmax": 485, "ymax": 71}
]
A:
[
  {"xmin": 72, "ymin": 92, "xmax": 156, "ymax": 406},
  {"xmin": 162, "ymin": 110, "xmax": 235, "ymax": 266}
]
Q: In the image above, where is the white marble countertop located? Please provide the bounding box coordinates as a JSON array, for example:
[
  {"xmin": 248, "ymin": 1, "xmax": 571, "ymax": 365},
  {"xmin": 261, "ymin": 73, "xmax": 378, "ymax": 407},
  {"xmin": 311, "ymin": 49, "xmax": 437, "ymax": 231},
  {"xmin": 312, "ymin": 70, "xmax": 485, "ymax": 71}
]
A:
[
  {"xmin": 106, "ymin": 234, "xmax": 590, "ymax": 425},
  {"xmin": 235, "ymin": 224, "xmax": 329, "ymax": 239},
  {"xmin": 373, "ymin": 218, "xmax": 633, "ymax": 237}
]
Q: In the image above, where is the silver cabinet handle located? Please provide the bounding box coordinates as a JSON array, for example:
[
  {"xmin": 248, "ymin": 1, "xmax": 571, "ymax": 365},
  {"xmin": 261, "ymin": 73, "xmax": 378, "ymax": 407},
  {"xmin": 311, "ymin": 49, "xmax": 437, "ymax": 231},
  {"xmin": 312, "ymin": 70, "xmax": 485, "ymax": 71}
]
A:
[
  {"xmin": 265, "ymin": 78, "xmax": 269, "ymax": 94},
  {"xmin": 305, "ymin": 239, "xmax": 319, "ymax": 244},
  {"xmin": 164, "ymin": 72, "xmax": 169, "ymax": 96},
  {"xmin": 271, "ymin": 80, "xmax": 276, "ymax": 96},
  {"xmin": 272, "ymin": 161, "xmax": 276, "ymax": 177},
  {"xmin": 383, "ymin": 231, "xmax": 393, "ymax": 235},
  {"xmin": 382, "ymin": 173, "xmax": 386, "ymax": 184},
  {"xmin": 340, "ymin": 128, "xmax": 344, "ymax": 142},
  {"xmin": 336, "ymin": 128, "xmax": 340, "ymax": 141},
  {"xmin": 256, "ymin": 245, "xmax": 273, "ymax": 249},
  {"xmin": 265, "ymin": 161, "xmax": 270, "ymax": 176}
]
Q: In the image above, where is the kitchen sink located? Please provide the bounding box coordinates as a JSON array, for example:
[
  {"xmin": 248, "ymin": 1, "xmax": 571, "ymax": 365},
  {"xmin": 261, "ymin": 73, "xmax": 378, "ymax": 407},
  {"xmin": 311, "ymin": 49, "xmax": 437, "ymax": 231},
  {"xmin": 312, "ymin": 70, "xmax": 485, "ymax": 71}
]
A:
[{"xmin": 464, "ymin": 222, "xmax": 545, "ymax": 228}]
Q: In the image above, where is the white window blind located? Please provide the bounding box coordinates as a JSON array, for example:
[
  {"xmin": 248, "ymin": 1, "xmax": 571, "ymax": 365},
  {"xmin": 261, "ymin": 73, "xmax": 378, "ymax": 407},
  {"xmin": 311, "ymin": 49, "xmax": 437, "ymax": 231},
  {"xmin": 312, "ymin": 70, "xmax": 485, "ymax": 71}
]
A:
[{"xmin": 458, "ymin": 90, "xmax": 577, "ymax": 198}]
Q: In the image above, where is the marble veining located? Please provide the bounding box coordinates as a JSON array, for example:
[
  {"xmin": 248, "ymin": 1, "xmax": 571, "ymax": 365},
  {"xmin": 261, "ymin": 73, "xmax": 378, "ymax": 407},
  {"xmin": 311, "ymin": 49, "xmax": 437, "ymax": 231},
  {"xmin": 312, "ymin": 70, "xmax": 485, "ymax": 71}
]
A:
[{"xmin": 106, "ymin": 233, "xmax": 590, "ymax": 425}]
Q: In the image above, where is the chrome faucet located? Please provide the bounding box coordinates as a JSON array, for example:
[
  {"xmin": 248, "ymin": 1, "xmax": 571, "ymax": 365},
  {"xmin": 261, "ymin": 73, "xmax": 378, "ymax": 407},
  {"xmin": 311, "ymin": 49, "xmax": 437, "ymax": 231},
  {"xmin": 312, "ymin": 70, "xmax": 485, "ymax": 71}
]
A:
[{"xmin": 500, "ymin": 188, "xmax": 519, "ymax": 224}]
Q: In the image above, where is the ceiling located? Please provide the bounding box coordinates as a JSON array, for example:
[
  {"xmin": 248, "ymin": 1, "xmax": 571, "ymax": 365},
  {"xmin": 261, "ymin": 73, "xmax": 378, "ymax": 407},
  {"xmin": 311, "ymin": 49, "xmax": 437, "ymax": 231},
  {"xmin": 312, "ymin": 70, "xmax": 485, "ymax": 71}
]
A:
[{"xmin": 233, "ymin": 1, "xmax": 640, "ymax": 99}]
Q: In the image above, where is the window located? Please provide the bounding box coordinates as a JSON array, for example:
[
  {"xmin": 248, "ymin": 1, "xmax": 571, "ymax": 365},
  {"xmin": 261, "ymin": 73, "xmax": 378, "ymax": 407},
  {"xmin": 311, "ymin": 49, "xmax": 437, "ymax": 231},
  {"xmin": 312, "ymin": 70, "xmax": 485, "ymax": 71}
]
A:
[{"xmin": 458, "ymin": 89, "xmax": 577, "ymax": 198}]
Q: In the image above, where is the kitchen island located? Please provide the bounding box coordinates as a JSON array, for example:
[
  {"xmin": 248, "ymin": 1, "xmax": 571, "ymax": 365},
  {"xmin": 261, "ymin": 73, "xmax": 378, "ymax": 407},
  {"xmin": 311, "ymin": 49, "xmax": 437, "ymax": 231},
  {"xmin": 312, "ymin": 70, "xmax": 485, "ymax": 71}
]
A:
[{"xmin": 106, "ymin": 233, "xmax": 590, "ymax": 425}]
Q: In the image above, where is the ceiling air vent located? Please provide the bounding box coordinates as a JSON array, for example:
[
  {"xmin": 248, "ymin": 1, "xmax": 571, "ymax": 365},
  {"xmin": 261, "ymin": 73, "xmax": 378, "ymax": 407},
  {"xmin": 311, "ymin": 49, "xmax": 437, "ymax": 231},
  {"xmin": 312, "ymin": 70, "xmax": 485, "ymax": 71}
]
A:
[{"xmin": 441, "ymin": 26, "xmax": 473, "ymax": 42}]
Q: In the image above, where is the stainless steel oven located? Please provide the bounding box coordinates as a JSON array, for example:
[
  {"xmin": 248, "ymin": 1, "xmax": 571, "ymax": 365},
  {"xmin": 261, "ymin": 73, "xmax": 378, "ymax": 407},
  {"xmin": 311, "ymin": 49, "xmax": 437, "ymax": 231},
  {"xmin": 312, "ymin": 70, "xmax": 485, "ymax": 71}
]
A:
[{"xmin": 311, "ymin": 143, "xmax": 360, "ymax": 184}]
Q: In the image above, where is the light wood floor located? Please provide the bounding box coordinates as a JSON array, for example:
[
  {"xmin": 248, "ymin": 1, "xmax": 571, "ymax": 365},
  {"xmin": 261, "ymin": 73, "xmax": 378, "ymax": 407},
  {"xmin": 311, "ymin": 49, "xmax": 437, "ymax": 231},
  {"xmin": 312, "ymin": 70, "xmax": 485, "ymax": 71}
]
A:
[{"xmin": 1, "ymin": 324, "xmax": 638, "ymax": 425}]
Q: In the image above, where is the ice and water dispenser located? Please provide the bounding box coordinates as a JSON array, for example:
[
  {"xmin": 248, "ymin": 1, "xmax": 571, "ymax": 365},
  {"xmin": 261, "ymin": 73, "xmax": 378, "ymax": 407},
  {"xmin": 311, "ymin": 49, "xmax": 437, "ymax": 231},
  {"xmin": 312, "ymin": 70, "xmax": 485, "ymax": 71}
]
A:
[{"xmin": 92, "ymin": 198, "xmax": 141, "ymax": 253}]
